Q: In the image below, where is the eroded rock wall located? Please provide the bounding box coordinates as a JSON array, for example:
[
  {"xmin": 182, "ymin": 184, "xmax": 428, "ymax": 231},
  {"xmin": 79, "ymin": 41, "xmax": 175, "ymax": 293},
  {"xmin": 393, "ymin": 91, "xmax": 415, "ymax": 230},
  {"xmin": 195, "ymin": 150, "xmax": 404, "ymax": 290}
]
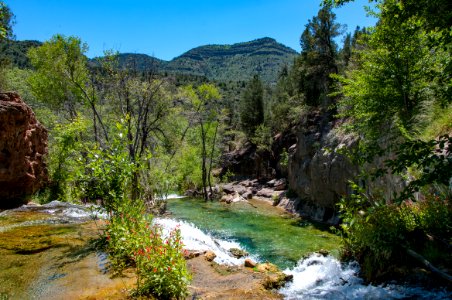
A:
[
  {"xmin": 0, "ymin": 92, "xmax": 48, "ymax": 207},
  {"xmin": 287, "ymin": 110, "xmax": 358, "ymax": 224}
]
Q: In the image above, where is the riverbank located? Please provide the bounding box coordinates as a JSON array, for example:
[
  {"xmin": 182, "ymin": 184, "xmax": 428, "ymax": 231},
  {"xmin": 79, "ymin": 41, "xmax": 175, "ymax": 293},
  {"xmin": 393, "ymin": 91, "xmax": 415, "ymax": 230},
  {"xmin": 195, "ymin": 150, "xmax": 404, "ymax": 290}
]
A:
[
  {"xmin": 1, "ymin": 200, "xmax": 450, "ymax": 299},
  {"xmin": 0, "ymin": 201, "xmax": 287, "ymax": 299}
]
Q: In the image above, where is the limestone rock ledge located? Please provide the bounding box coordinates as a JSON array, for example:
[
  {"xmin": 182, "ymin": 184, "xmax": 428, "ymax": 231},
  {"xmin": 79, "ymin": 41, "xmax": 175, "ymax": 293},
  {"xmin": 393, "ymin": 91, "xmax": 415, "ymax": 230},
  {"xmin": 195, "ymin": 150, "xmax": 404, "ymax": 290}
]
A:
[{"xmin": 0, "ymin": 92, "xmax": 48, "ymax": 207}]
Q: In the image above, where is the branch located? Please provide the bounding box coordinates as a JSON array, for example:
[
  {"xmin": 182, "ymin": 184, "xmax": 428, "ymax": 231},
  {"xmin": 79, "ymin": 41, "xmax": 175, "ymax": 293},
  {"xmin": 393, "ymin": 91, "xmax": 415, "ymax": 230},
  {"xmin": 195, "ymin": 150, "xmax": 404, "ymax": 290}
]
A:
[{"xmin": 405, "ymin": 248, "xmax": 452, "ymax": 283}]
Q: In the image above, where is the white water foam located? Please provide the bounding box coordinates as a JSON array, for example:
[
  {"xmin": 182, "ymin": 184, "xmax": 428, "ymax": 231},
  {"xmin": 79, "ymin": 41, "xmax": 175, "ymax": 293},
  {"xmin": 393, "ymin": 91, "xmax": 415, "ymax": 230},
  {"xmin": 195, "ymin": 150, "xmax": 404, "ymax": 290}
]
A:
[
  {"xmin": 165, "ymin": 194, "xmax": 187, "ymax": 200},
  {"xmin": 154, "ymin": 217, "xmax": 258, "ymax": 266},
  {"xmin": 280, "ymin": 254, "xmax": 451, "ymax": 300},
  {"xmin": 41, "ymin": 201, "xmax": 108, "ymax": 219}
]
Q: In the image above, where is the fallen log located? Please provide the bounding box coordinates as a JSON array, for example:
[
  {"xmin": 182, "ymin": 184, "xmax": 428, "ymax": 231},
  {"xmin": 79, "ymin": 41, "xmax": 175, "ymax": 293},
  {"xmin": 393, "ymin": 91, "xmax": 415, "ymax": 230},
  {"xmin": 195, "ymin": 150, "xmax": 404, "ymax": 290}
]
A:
[{"xmin": 405, "ymin": 248, "xmax": 452, "ymax": 283}]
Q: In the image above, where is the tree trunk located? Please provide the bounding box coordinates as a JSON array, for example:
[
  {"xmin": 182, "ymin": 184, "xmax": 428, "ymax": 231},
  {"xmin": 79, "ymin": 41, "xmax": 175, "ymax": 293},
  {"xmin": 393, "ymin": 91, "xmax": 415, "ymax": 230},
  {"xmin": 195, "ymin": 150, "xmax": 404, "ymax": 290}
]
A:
[
  {"xmin": 200, "ymin": 121, "xmax": 208, "ymax": 201},
  {"xmin": 207, "ymin": 122, "xmax": 219, "ymax": 200}
]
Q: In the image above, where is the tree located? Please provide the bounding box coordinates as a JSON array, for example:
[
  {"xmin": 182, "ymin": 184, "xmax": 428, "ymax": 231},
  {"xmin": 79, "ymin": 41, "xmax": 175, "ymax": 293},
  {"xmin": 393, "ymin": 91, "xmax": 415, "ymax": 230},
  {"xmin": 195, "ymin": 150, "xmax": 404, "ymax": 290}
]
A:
[
  {"xmin": 184, "ymin": 84, "xmax": 222, "ymax": 201},
  {"xmin": 240, "ymin": 75, "xmax": 264, "ymax": 137},
  {"xmin": 28, "ymin": 34, "xmax": 108, "ymax": 142},
  {"xmin": 336, "ymin": 0, "xmax": 451, "ymax": 143},
  {"xmin": 0, "ymin": 1, "xmax": 13, "ymax": 41},
  {"xmin": 297, "ymin": 5, "xmax": 341, "ymax": 106},
  {"xmin": 0, "ymin": 1, "xmax": 14, "ymax": 90},
  {"xmin": 102, "ymin": 54, "xmax": 175, "ymax": 200}
]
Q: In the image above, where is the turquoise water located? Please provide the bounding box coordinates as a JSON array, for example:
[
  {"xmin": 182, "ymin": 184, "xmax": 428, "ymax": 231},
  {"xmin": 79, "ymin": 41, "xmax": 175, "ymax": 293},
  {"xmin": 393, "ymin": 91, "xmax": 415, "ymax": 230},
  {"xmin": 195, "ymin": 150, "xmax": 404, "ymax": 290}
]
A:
[{"xmin": 166, "ymin": 197, "xmax": 340, "ymax": 269}]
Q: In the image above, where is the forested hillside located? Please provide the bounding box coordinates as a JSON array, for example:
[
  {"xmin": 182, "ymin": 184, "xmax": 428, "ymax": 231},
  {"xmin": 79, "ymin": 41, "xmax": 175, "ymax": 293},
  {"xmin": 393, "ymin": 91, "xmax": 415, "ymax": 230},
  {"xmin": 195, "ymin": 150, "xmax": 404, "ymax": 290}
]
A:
[
  {"xmin": 108, "ymin": 37, "xmax": 298, "ymax": 83},
  {"xmin": 1, "ymin": 37, "xmax": 297, "ymax": 84}
]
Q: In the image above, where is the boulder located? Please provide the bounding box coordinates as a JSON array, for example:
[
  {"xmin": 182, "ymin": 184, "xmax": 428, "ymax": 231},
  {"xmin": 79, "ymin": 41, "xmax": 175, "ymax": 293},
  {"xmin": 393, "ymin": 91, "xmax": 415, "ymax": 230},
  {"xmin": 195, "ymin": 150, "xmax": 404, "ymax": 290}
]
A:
[
  {"xmin": 256, "ymin": 188, "xmax": 275, "ymax": 198},
  {"xmin": 204, "ymin": 250, "xmax": 217, "ymax": 262},
  {"xmin": 244, "ymin": 258, "xmax": 257, "ymax": 268},
  {"xmin": 229, "ymin": 248, "xmax": 248, "ymax": 258},
  {"xmin": 255, "ymin": 262, "xmax": 279, "ymax": 273},
  {"xmin": 0, "ymin": 92, "xmax": 48, "ymax": 208},
  {"xmin": 222, "ymin": 183, "xmax": 236, "ymax": 194},
  {"xmin": 220, "ymin": 194, "xmax": 234, "ymax": 204},
  {"xmin": 183, "ymin": 250, "xmax": 205, "ymax": 260},
  {"xmin": 234, "ymin": 184, "xmax": 248, "ymax": 195},
  {"xmin": 262, "ymin": 273, "xmax": 293, "ymax": 289},
  {"xmin": 242, "ymin": 191, "xmax": 253, "ymax": 200},
  {"xmin": 273, "ymin": 178, "xmax": 287, "ymax": 191}
]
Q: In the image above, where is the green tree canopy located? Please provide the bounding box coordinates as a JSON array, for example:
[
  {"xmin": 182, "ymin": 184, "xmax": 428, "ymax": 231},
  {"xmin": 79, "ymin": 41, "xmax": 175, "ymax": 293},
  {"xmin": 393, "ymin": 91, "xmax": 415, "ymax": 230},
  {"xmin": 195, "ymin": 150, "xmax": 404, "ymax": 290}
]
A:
[
  {"xmin": 240, "ymin": 74, "xmax": 264, "ymax": 137},
  {"xmin": 28, "ymin": 34, "xmax": 90, "ymax": 119},
  {"xmin": 336, "ymin": 0, "xmax": 451, "ymax": 143},
  {"xmin": 298, "ymin": 5, "xmax": 341, "ymax": 106},
  {"xmin": 0, "ymin": 1, "xmax": 14, "ymax": 41}
]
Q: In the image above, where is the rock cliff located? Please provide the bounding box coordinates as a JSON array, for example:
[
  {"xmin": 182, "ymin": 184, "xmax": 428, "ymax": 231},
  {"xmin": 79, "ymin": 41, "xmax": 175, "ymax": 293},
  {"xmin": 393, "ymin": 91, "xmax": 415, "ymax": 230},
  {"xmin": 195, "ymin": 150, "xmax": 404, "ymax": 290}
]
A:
[
  {"xmin": 286, "ymin": 110, "xmax": 358, "ymax": 224},
  {"xmin": 0, "ymin": 92, "xmax": 48, "ymax": 207}
]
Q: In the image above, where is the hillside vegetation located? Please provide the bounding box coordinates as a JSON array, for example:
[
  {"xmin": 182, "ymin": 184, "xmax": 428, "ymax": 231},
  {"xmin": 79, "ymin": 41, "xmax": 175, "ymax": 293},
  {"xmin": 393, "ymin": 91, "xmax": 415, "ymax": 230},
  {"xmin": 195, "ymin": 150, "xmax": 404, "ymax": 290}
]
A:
[{"xmin": 1, "ymin": 37, "xmax": 297, "ymax": 84}]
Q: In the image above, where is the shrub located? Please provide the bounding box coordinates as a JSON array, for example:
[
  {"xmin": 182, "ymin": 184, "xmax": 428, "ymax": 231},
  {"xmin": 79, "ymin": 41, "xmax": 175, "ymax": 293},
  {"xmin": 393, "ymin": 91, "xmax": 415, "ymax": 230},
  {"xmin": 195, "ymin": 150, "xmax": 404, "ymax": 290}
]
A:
[
  {"xmin": 104, "ymin": 198, "xmax": 191, "ymax": 299},
  {"xmin": 339, "ymin": 190, "xmax": 452, "ymax": 281}
]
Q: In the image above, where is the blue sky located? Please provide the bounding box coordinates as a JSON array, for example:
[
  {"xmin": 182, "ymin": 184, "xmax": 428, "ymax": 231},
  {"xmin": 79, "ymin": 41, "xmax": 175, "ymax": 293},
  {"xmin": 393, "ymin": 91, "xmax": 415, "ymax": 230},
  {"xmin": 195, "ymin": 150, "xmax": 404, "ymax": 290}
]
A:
[{"xmin": 6, "ymin": 0, "xmax": 376, "ymax": 61}]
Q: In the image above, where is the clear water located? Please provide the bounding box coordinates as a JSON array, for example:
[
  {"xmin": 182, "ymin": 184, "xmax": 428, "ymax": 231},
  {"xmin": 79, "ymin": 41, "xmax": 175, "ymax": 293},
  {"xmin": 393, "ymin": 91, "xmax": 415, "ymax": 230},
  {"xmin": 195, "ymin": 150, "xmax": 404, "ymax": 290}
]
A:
[
  {"xmin": 165, "ymin": 197, "xmax": 340, "ymax": 269},
  {"xmin": 164, "ymin": 197, "xmax": 451, "ymax": 299}
]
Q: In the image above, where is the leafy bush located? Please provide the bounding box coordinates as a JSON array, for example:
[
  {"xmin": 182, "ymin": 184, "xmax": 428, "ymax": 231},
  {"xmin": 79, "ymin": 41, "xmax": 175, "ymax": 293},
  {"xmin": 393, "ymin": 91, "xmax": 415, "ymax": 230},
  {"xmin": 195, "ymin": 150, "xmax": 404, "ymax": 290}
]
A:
[
  {"xmin": 104, "ymin": 198, "xmax": 191, "ymax": 299},
  {"xmin": 77, "ymin": 131, "xmax": 135, "ymax": 211},
  {"xmin": 339, "ymin": 190, "xmax": 452, "ymax": 281},
  {"xmin": 44, "ymin": 117, "xmax": 90, "ymax": 202}
]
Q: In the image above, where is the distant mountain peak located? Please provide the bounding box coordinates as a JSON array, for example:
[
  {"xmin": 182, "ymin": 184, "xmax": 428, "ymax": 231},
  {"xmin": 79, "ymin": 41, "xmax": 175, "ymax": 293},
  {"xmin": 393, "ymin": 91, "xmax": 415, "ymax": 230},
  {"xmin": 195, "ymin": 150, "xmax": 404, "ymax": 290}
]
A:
[{"xmin": 166, "ymin": 37, "xmax": 298, "ymax": 83}]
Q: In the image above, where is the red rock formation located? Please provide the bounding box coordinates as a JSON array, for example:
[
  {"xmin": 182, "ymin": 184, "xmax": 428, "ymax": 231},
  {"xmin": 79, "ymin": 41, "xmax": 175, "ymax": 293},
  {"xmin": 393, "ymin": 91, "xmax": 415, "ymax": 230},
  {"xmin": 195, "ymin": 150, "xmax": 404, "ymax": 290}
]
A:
[{"xmin": 0, "ymin": 92, "xmax": 48, "ymax": 207}]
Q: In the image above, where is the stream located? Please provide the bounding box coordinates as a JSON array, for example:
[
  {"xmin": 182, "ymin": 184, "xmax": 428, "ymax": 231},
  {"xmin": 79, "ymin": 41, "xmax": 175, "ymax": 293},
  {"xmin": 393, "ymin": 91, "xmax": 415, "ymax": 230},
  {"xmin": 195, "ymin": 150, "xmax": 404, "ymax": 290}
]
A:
[
  {"xmin": 161, "ymin": 196, "xmax": 451, "ymax": 299},
  {"xmin": 0, "ymin": 198, "xmax": 450, "ymax": 299}
]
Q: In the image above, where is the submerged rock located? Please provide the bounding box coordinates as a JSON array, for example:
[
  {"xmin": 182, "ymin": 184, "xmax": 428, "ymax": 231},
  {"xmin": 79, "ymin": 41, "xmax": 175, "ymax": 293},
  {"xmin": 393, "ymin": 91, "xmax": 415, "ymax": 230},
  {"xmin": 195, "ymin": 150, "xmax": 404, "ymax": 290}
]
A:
[{"xmin": 0, "ymin": 92, "xmax": 48, "ymax": 208}]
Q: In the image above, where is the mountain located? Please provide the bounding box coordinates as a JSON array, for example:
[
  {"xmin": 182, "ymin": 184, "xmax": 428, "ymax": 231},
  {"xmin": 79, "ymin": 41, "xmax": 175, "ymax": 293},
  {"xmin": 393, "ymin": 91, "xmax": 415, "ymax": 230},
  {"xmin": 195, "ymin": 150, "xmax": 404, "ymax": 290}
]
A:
[
  {"xmin": 165, "ymin": 37, "xmax": 298, "ymax": 83},
  {"xmin": 0, "ymin": 40, "xmax": 42, "ymax": 68},
  {"xmin": 116, "ymin": 53, "xmax": 165, "ymax": 71},
  {"xmin": 120, "ymin": 37, "xmax": 298, "ymax": 83},
  {"xmin": 4, "ymin": 37, "xmax": 298, "ymax": 83}
]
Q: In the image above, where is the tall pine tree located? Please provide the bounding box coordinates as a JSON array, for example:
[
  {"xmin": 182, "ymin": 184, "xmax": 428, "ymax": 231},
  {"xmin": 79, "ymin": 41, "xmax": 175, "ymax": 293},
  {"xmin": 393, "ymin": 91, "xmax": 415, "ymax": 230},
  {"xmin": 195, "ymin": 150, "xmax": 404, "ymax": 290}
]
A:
[{"xmin": 240, "ymin": 75, "xmax": 264, "ymax": 137}]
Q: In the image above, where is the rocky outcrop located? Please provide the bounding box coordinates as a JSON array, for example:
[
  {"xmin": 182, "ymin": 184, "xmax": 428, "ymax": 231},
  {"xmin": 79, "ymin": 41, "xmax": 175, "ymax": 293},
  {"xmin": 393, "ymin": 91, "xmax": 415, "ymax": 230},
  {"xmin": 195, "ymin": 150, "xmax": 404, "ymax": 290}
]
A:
[
  {"xmin": 0, "ymin": 92, "xmax": 48, "ymax": 207},
  {"xmin": 220, "ymin": 143, "xmax": 274, "ymax": 180},
  {"xmin": 286, "ymin": 110, "xmax": 357, "ymax": 224},
  {"xmin": 219, "ymin": 179, "xmax": 287, "ymax": 205}
]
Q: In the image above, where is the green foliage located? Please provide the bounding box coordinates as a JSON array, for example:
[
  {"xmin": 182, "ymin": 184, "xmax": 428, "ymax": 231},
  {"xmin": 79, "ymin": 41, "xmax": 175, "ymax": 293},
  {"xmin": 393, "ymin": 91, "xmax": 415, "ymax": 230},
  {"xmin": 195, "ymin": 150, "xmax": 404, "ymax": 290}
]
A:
[
  {"xmin": 182, "ymin": 83, "xmax": 223, "ymax": 199},
  {"xmin": 335, "ymin": 0, "xmax": 452, "ymax": 144},
  {"xmin": 0, "ymin": 2, "xmax": 14, "ymax": 41},
  {"xmin": 76, "ymin": 121, "xmax": 136, "ymax": 211},
  {"xmin": 240, "ymin": 75, "xmax": 264, "ymax": 137},
  {"xmin": 251, "ymin": 124, "xmax": 272, "ymax": 153},
  {"xmin": 45, "ymin": 117, "xmax": 90, "ymax": 202},
  {"xmin": 1, "ymin": 67, "xmax": 35, "ymax": 103},
  {"xmin": 383, "ymin": 135, "xmax": 452, "ymax": 202},
  {"xmin": 269, "ymin": 66, "xmax": 307, "ymax": 131},
  {"xmin": 420, "ymin": 103, "xmax": 452, "ymax": 140},
  {"xmin": 279, "ymin": 148, "xmax": 289, "ymax": 168},
  {"xmin": 298, "ymin": 5, "xmax": 341, "ymax": 107},
  {"xmin": 28, "ymin": 34, "xmax": 90, "ymax": 118},
  {"xmin": 104, "ymin": 198, "xmax": 191, "ymax": 299},
  {"xmin": 339, "ymin": 192, "xmax": 451, "ymax": 281},
  {"xmin": 163, "ymin": 37, "xmax": 297, "ymax": 83},
  {"xmin": 133, "ymin": 225, "xmax": 190, "ymax": 299},
  {"xmin": 115, "ymin": 38, "xmax": 297, "ymax": 84},
  {"xmin": 220, "ymin": 169, "xmax": 235, "ymax": 183},
  {"xmin": 173, "ymin": 142, "xmax": 203, "ymax": 190},
  {"xmin": 0, "ymin": 40, "xmax": 41, "ymax": 69}
]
